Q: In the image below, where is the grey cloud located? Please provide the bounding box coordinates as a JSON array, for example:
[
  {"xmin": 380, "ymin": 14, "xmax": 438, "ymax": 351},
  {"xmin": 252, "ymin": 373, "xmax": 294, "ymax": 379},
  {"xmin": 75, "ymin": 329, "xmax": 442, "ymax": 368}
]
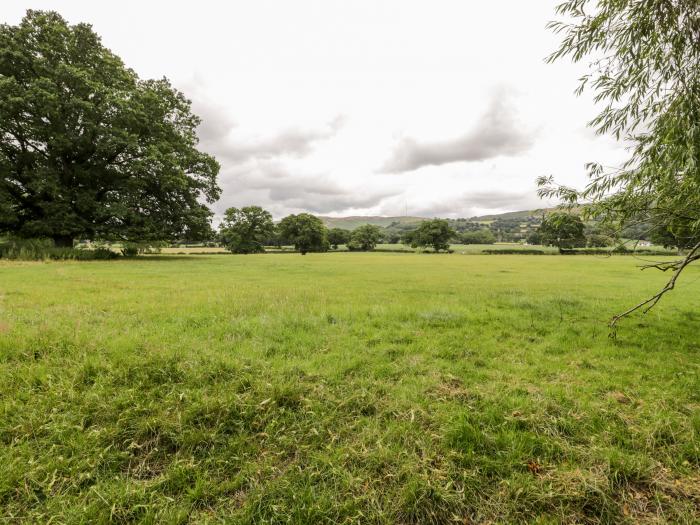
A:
[
  {"xmin": 192, "ymin": 100, "xmax": 237, "ymax": 144},
  {"xmin": 381, "ymin": 96, "xmax": 534, "ymax": 173},
  {"xmin": 213, "ymin": 161, "xmax": 393, "ymax": 217},
  {"xmin": 179, "ymin": 78, "xmax": 238, "ymax": 146},
  {"xmin": 200, "ymin": 115, "xmax": 346, "ymax": 165},
  {"xmin": 462, "ymin": 190, "xmax": 533, "ymax": 209},
  {"xmin": 397, "ymin": 190, "xmax": 541, "ymax": 218},
  {"xmin": 185, "ymin": 80, "xmax": 345, "ymax": 165}
]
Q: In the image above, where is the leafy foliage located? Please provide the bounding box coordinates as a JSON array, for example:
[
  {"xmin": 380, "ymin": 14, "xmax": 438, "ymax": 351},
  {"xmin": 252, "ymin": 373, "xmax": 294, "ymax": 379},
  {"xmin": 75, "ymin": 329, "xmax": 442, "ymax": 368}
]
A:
[
  {"xmin": 461, "ymin": 229, "xmax": 495, "ymax": 245},
  {"xmin": 278, "ymin": 213, "xmax": 329, "ymax": 255},
  {"xmin": 539, "ymin": 0, "xmax": 700, "ymax": 322},
  {"xmin": 586, "ymin": 233, "xmax": 613, "ymax": 248},
  {"xmin": 0, "ymin": 11, "xmax": 220, "ymax": 246},
  {"xmin": 405, "ymin": 219, "xmax": 456, "ymax": 252},
  {"xmin": 348, "ymin": 224, "xmax": 382, "ymax": 251},
  {"xmin": 526, "ymin": 231, "xmax": 542, "ymax": 245},
  {"xmin": 649, "ymin": 211, "xmax": 700, "ymax": 250},
  {"xmin": 327, "ymin": 228, "xmax": 351, "ymax": 249},
  {"xmin": 539, "ymin": 213, "xmax": 586, "ymax": 251},
  {"xmin": 219, "ymin": 206, "xmax": 274, "ymax": 254},
  {"xmin": 120, "ymin": 244, "xmax": 139, "ymax": 258},
  {"xmin": 0, "ymin": 237, "xmax": 117, "ymax": 260}
]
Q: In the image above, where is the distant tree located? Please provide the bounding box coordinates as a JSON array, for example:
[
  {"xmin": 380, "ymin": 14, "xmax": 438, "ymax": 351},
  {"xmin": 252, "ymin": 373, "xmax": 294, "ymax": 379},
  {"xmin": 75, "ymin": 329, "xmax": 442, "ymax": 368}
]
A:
[
  {"xmin": 383, "ymin": 231, "xmax": 402, "ymax": 244},
  {"xmin": 348, "ymin": 224, "xmax": 382, "ymax": 251},
  {"xmin": 401, "ymin": 229, "xmax": 416, "ymax": 246},
  {"xmin": 649, "ymin": 216, "xmax": 700, "ymax": 251},
  {"xmin": 219, "ymin": 206, "xmax": 274, "ymax": 254},
  {"xmin": 526, "ymin": 230, "xmax": 542, "ymax": 245},
  {"xmin": 0, "ymin": 11, "xmax": 220, "ymax": 247},
  {"xmin": 461, "ymin": 229, "xmax": 495, "ymax": 245},
  {"xmin": 649, "ymin": 226, "xmax": 679, "ymax": 251},
  {"xmin": 278, "ymin": 213, "xmax": 329, "ymax": 255},
  {"xmin": 327, "ymin": 228, "xmax": 351, "ymax": 249},
  {"xmin": 407, "ymin": 219, "xmax": 456, "ymax": 252},
  {"xmin": 262, "ymin": 228, "xmax": 283, "ymax": 249},
  {"xmin": 586, "ymin": 233, "xmax": 613, "ymax": 248},
  {"xmin": 539, "ymin": 213, "xmax": 586, "ymax": 252}
]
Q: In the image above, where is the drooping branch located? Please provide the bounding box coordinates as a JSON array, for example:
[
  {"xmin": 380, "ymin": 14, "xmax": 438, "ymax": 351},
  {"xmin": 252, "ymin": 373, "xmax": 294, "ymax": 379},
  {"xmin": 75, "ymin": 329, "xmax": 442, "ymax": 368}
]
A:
[{"xmin": 609, "ymin": 240, "xmax": 700, "ymax": 332}]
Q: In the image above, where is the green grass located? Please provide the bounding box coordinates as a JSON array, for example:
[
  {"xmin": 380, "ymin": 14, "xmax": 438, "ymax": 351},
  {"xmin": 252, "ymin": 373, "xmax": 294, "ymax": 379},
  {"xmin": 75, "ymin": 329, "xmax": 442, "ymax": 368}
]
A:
[
  {"xmin": 372, "ymin": 242, "xmax": 559, "ymax": 253},
  {"xmin": 1, "ymin": 254, "xmax": 699, "ymax": 523}
]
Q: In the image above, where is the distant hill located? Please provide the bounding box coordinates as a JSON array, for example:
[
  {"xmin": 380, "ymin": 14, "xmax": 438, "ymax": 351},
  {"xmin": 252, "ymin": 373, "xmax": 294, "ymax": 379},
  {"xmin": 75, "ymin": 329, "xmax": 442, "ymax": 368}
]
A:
[
  {"xmin": 320, "ymin": 209, "xmax": 556, "ymax": 230},
  {"xmin": 469, "ymin": 208, "xmax": 551, "ymax": 222},
  {"xmin": 319, "ymin": 216, "xmax": 427, "ymax": 230}
]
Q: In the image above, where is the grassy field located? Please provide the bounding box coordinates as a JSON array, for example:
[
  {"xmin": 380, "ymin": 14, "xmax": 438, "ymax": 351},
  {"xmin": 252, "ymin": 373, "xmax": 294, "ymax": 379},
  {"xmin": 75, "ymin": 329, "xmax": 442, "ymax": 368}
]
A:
[{"xmin": 1, "ymin": 254, "xmax": 699, "ymax": 523}]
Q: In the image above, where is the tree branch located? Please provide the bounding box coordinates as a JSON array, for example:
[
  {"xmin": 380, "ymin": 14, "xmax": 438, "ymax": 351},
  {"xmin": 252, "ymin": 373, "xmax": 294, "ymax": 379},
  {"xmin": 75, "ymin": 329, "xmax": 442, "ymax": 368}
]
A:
[{"xmin": 609, "ymin": 240, "xmax": 700, "ymax": 332}]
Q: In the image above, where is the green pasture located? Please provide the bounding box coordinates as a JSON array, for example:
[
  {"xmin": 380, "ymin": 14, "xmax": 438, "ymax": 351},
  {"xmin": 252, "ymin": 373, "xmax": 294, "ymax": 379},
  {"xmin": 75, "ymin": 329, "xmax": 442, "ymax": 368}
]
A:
[{"xmin": 0, "ymin": 254, "xmax": 698, "ymax": 523}]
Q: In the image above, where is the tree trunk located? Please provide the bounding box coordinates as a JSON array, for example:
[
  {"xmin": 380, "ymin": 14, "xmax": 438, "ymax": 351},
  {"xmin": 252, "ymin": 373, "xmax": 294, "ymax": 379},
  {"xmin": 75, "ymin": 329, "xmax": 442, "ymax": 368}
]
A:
[{"xmin": 53, "ymin": 235, "xmax": 74, "ymax": 248}]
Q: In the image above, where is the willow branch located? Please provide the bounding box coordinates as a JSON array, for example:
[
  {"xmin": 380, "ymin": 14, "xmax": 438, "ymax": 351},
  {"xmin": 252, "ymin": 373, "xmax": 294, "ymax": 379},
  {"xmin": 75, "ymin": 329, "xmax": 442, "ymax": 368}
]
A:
[{"xmin": 610, "ymin": 240, "xmax": 700, "ymax": 331}]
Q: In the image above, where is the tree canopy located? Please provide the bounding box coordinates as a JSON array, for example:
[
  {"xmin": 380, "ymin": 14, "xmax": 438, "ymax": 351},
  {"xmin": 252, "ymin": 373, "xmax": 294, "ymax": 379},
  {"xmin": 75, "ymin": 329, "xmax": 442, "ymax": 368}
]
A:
[
  {"xmin": 219, "ymin": 206, "xmax": 273, "ymax": 254},
  {"xmin": 327, "ymin": 228, "xmax": 350, "ymax": 249},
  {"xmin": 539, "ymin": 0, "xmax": 700, "ymax": 325},
  {"xmin": 538, "ymin": 212, "xmax": 586, "ymax": 251},
  {"xmin": 348, "ymin": 224, "xmax": 382, "ymax": 251},
  {"xmin": 0, "ymin": 11, "xmax": 220, "ymax": 246},
  {"xmin": 461, "ymin": 229, "xmax": 495, "ymax": 245},
  {"xmin": 278, "ymin": 213, "xmax": 329, "ymax": 255},
  {"xmin": 648, "ymin": 209, "xmax": 700, "ymax": 250},
  {"xmin": 405, "ymin": 219, "xmax": 456, "ymax": 252}
]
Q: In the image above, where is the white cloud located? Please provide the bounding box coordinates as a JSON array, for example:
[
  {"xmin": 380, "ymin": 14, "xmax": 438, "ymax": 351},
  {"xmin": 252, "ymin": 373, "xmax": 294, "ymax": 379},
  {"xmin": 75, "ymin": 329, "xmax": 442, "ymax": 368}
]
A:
[{"xmin": 218, "ymin": 116, "xmax": 345, "ymax": 164}]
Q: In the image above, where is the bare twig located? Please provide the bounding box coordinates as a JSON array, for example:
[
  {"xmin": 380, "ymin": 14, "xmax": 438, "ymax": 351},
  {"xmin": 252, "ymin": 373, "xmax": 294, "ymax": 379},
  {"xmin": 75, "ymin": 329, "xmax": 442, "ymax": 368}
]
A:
[
  {"xmin": 609, "ymin": 240, "xmax": 700, "ymax": 333},
  {"xmin": 640, "ymin": 260, "xmax": 683, "ymax": 272}
]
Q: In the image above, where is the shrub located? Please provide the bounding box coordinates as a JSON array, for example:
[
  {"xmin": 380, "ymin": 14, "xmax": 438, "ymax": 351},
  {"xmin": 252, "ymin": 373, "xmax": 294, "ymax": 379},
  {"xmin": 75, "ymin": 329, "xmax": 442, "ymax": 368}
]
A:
[
  {"xmin": 0, "ymin": 238, "xmax": 53, "ymax": 260},
  {"xmin": 461, "ymin": 229, "xmax": 496, "ymax": 244},
  {"xmin": 120, "ymin": 243, "xmax": 139, "ymax": 257},
  {"xmin": 91, "ymin": 248, "xmax": 118, "ymax": 260},
  {"xmin": 0, "ymin": 238, "xmax": 119, "ymax": 260},
  {"xmin": 481, "ymin": 249, "xmax": 546, "ymax": 255}
]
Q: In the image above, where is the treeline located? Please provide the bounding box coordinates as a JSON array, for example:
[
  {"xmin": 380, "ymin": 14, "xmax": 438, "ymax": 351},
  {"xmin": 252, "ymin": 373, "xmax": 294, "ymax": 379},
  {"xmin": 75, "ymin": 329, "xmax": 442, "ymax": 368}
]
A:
[
  {"xmin": 217, "ymin": 207, "xmax": 458, "ymax": 254},
  {"xmin": 1, "ymin": 206, "xmax": 682, "ymax": 260},
  {"xmin": 213, "ymin": 206, "xmax": 665, "ymax": 256}
]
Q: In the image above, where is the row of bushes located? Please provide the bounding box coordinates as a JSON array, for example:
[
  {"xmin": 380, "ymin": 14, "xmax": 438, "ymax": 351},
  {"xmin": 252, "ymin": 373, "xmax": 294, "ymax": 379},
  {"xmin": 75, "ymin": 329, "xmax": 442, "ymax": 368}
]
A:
[
  {"xmin": 480, "ymin": 247, "xmax": 676, "ymax": 256},
  {"xmin": 0, "ymin": 239, "xmax": 119, "ymax": 261},
  {"xmin": 559, "ymin": 246, "xmax": 675, "ymax": 256},
  {"xmin": 482, "ymin": 249, "xmax": 546, "ymax": 255}
]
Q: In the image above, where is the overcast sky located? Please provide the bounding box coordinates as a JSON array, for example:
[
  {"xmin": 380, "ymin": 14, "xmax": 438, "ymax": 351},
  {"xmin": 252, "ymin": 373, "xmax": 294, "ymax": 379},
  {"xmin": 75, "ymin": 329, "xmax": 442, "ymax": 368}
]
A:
[{"xmin": 3, "ymin": 1, "xmax": 627, "ymax": 219}]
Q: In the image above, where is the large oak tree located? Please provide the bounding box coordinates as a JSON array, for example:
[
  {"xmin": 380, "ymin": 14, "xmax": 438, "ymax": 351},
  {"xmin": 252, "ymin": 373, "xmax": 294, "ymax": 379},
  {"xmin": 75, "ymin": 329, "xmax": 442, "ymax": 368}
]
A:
[{"xmin": 0, "ymin": 11, "xmax": 220, "ymax": 246}]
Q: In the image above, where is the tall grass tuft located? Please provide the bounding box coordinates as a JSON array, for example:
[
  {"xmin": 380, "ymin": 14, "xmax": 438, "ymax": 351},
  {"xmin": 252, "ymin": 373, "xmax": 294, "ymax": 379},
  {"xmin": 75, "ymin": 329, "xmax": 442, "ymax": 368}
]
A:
[{"xmin": 0, "ymin": 238, "xmax": 118, "ymax": 260}]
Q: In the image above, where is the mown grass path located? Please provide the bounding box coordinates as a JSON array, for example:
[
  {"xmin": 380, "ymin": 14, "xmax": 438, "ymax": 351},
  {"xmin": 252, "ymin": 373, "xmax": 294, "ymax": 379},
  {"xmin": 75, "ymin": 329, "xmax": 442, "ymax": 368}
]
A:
[{"xmin": 1, "ymin": 254, "xmax": 698, "ymax": 523}]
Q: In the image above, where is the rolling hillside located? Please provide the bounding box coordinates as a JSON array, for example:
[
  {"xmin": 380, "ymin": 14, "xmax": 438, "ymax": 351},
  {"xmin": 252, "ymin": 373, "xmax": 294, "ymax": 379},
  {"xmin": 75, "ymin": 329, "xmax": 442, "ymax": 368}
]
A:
[
  {"xmin": 319, "ymin": 209, "xmax": 555, "ymax": 230},
  {"xmin": 470, "ymin": 208, "xmax": 551, "ymax": 221},
  {"xmin": 319, "ymin": 215, "xmax": 427, "ymax": 230}
]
